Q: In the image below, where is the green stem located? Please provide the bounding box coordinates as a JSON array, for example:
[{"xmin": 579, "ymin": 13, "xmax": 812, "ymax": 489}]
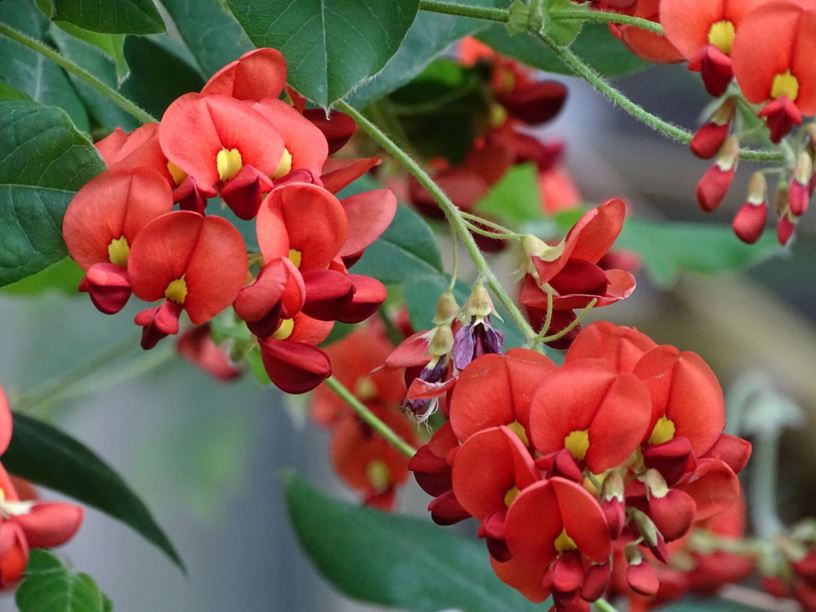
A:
[
  {"xmin": 418, "ymin": 0, "xmax": 509, "ymax": 22},
  {"xmin": 550, "ymin": 9, "xmax": 664, "ymax": 34},
  {"xmin": 325, "ymin": 376, "xmax": 417, "ymax": 458},
  {"xmin": 534, "ymin": 32, "xmax": 785, "ymax": 163},
  {"xmin": 594, "ymin": 598, "xmax": 619, "ymax": 612},
  {"xmin": 0, "ymin": 22, "xmax": 156, "ymax": 124},
  {"xmin": 535, "ymin": 297, "xmax": 597, "ymax": 345},
  {"xmin": 751, "ymin": 429, "xmax": 784, "ymax": 538},
  {"xmin": 337, "ymin": 101, "xmax": 539, "ymax": 344},
  {"xmin": 460, "ymin": 211, "xmax": 517, "ymax": 235}
]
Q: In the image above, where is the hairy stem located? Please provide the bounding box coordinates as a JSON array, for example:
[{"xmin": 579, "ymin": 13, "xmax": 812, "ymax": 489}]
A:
[
  {"xmin": 325, "ymin": 376, "xmax": 417, "ymax": 458},
  {"xmin": 337, "ymin": 100, "xmax": 539, "ymax": 344},
  {"xmin": 418, "ymin": 0, "xmax": 509, "ymax": 22},
  {"xmin": 549, "ymin": 8, "xmax": 664, "ymax": 34},
  {"xmin": 0, "ymin": 22, "xmax": 157, "ymax": 124}
]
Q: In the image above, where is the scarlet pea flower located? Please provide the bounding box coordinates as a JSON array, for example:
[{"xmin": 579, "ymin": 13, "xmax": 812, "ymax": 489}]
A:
[
  {"xmin": 95, "ymin": 123, "xmax": 179, "ymax": 187},
  {"xmin": 529, "ymin": 358, "xmax": 653, "ymax": 474},
  {"xmin": 159, "ymin": 93, "xmax": 287, "ymax": 219},
  {"xmin": 605, "ymin": 0, "xmax": 684, "ymax": 64},
  {"xmin": 731, "ymin": 0, "xmax": 816, "ymax": 142},
  {"xmin": 62, "ymin": 167, "xmax": 174, "ymax": 314},
  {"xmin": 661, "ymin": 0, "xmax": 771, "ymax": 96},
  {"xmin": 503, "ymin": 477, "xmax": 613, "ymax": 608},
  {"xmin": 201, "ymin": 48, "xmax": 287, "ymax": 102},
  {"xmin": 127, "ymin": 211, "xmax": 248, "ymax": 349}
]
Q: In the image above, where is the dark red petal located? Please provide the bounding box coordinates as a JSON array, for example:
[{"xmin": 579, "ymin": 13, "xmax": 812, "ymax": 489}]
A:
[
  {"xmin": 301, "ymin": 269, "xmax": 354, "ymax": 320},
  {"xmin": 496, "ymin": 80, "xmax": 567, "ymax": 125},
  {"xmin": 80, "ymin": 263, "xmax": 132, "ymax": 315},
  {"xmin": 428, "ymin": 490, "xmax": 470, "ymax": 525},
  {"xmin": 338, "ymin": 275, "xmax": 387, "ymax": 324},
  {"xmin": 303, "ymin": 109, "xmax": 357, "ymax": 154},
  {"xmin": 220, "ymin": 164, "xmax": 274, "ymax": 220},
  {"xmin": 691, "ymin": 121, "xmax": 729, "ymax": 160},
  {"xmin": 321, "ymin": 157, "xmax": 381, "ymax": 194},
  {"xmin": 259, "ymin": 338, "xmax": 332, "ymax": 394}
]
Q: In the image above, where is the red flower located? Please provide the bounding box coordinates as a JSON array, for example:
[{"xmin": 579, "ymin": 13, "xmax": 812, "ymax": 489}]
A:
[
  {"xmin": 159, "ymin": 93, "xmax": 287, "ymax": 218},
  {"xmin": 201, "ymin": 48, "xmax": 286, "ymax": 102},
  {"xmin": 302, "ymin": 109, "xmax": 358, "ymax": 154},
  {"xmin": 176, "ymin": 324, "xmax": 242, "ymax": 382},
  {"xmin": 732, "ymin": 0, "xmax": 816, "ymax": 141},
  {"xmin": 529, "ymin": 358, "xmax": 653, "ymax": 473},
  {"xmin": 128, "ymin": 211, "xmax": 247, "ymax": 349},
  {"xmin": 605, "ymin": 0, "xmax": 684, "ymax": 64},
  {"xmin": 95, "ymin": 123, "xmax": 179, "ymax": 187},
  {"xmin": 63, "ymin": 167, "xmax": 173, "ymax": 314},
  {"xmin": 565, "ymin": 321, "xmax": 657, "ymax": 373}
]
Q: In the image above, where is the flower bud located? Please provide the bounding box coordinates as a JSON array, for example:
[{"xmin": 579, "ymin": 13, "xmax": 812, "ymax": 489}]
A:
[
  {"xmin": 464, "ymin": 283, "xmax": 493, "ymax": 319},
  {"xmin": 788, "ymin": 153, "xmax": 813, "ymax": 217},
  {"xmin": 581, "ymin": 562, "xmax": 611, "ymax": 602},
  {"xmin": 428, "ymin": 325, "xmax": 454, "ymax": 357},
  {"xmin": 647, "ymin": 488, "xmax": 697, "ymax": 542},
  {"xmin": 626, "ymin": 556, "xmax": 659, "ymax": 597},
  {"xmin": 696, "ymin": 136, "xmax": 739, "ymax": 212},
  {"xmin": 521, "ymin": 234, "xmax": 564, "ymax": 263},
  {"xmin": 778, "ymin": 214, "xmax": 797, "ymax": 246},
  {"xmin": 732, "ymin": 172, "xmax": 768, "ymax": 244},
  {"xmin": 432, "ymin": 291, "xmax": 460, "ymax": 326},
  {"xmin": 690, "ymin": 98, "xmax": 735, "ymax": 159}
]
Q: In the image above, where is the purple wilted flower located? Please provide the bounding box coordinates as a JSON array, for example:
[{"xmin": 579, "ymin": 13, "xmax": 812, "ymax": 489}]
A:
[{"xmin": 452, "ymin": 283, "xmax": 503, "ymax": 371}]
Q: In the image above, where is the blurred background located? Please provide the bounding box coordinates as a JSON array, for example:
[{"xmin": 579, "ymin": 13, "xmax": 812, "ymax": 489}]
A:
[{"xmin": 0, "ymin": 37, "xmax": 813, "ymax": 612}]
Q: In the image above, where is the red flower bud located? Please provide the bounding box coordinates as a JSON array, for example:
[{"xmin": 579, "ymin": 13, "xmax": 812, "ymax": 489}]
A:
[
  {"xmin": 788, "ymin": 153, "xmax": 813, "ymax": 217},
  {"xmin": 696, "ymin": 137, "xmax": 739, "ymax": 212},
  {"xmin": 627, "ymin": 559, "xmax": 659, "ymax": 597},
  {"xmin": 732, "ymin": 175, "xmax": 768, "ymax": 244},
  {"xmin": 778, "ymin": 214, "xmax": 796, "ymax": 246},
  {"xmin": 690, "ymin": 99, "xmax": 735, "ymax": 159},
  {"xmin": 647, "ymin": 488, "xmax": 697, "ymax": 542}
]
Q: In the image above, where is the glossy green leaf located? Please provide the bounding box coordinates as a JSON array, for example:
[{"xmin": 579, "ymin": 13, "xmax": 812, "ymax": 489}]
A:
[
  {"xmin": 0, "ymin": 100, "xmax": 104, "ymax": 287},
  {"xmin": 0, "ymin": 0, "xmax": 89, "ymax": 131},
  {"xmin": 119, "ymin": 36, "xmax": 205, "ymax": 119},
  {"xmin": 51, "ymin": 0, "xmax": 165, "ymax": 34},
  {"xmin": 16, "ymin": 551, "xmax": 112, "ymax": 612},
  {"xmin": 475, "ymin": 163, "xmax": 542, "ymax": 225},
  {"xmin": 477, "ymin": 22, "xmax": 649, "ymax": 78},
  {"xmin": 4, "ymin": 412, "xmax": 184, "ymax": 570},
  {"xmin": 352, "ymin": 205, "xmax": 444, "ymax": 284},
  {"xmin": 226, "ymin": 0, "xmax": 420, "ymax": 107},
  {"xmin": 160, "ymin": 0, "xmax": 253, "ymax": 78},
  {"xmin": 285, "ymin": 473, "xmax": 539, "ymax": 611},
  {"xmin": 1, "ymin": 257, "xmax": 84, "ymax": 295},
  {"xmin": 349, "ymin": 0, "xmax": 506, "ymax": 108}
]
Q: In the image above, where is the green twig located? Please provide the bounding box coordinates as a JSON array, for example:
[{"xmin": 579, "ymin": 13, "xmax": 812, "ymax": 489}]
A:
[
  {"xmin": 337, "ymin": 100, "xmax": 539, "ymax": 345},
  {"xmin": 418, "ymin": 0, "xmax": 509, "ymax": 22},
  {"xmin": 550, "ymin": 8, "xmax": 664, "ymax": 34},
  {"xmin": 324, "ymin": 376, "xmax": 417, "ymax": 458},
  {"xmin": 0, "ymin": 22, "xmax": 156, "ymax": 124},
  {"xmin": 534, "ymin": 297, "xmax": 597, "ymax": 346}
]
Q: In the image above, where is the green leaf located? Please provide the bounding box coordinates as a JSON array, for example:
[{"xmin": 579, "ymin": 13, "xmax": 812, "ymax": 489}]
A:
[
  {"xmin": 616, "ymin": 218, "xmax": 782, "ymax": 289},
  {"xmin": 0, "ymin": 100, "xmax": 104, "ymax": 287},
  {"xmin": 0, "ymin": 0, "xmax": 90, "ymax": 131},
  {"xmin": 119, "ymin": 36, "xmax": 205, "ymax": 119},
  {"xmin": 475, "ymin": 163, "xmax": 542, "ymax": 225},
  {"xmin": 160, "ymin": 0, "xmax": 253, "ymax": 78},
  {"xmin": 348, "ymin": 0, "xmax": 505, "ymax": 108},
  {"xmin": 285, "ymin": 473, "xmax": 539, "ymax": 611},
  {"xmin": 3, "ymin": 412, "xmax": 184, "ymax": 570},
  {"xmin": 352, "ymin": 205, "xmax": 444, "ymax": 284},
  {"xmin": 16, "ymin": 551, "xmax": 111, "ymax": 612},
  {"xmin": 1, "ymin": 257, "xmax": 83, "ymax": 295},
  {"xmin": 0, "ymin": 81, "xmax": 32, "ymax": 101},
  {"xmin": 477, "ymin": 22, "xmax": 649, "ymax": 78},
  {"xmin": 51, "ymin": 0, "xmax": 165, "ymax": 34},
  {"xmin": 226, "ymin": 0, "xmax": 420, "ymax": 107},
  {"xmin": 544, "ymin": 0, "xmax": 583, "ymax": 46},
  {"xmin": 52, "ymin": 22, "xmax": 129, "ymax": 83}
]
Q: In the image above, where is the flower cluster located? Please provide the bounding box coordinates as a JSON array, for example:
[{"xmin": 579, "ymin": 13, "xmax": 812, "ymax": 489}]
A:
[
  {"xmin": 63, "ymin": 48, "xmax": 396, "ymax": 393},
  {"xmin": 761, "ymin": 520, "xmax": 816, "ymax": 609},
  {"xmin": 409, "ymin": 321, "xmax": 751, "ymax": 609},
  {"xmin": 311, "ymin": 325, "xmax": 416, "ymax": 509},
  {"xmin": 0, "ymin": 388, "xmax": 83, "ymax": 586},
  {"xmin": 603, "ymin": 0, "xmax": 816, "ymax": 245}
]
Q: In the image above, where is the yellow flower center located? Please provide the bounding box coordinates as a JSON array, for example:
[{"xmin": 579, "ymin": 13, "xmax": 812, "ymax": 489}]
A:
[
  {"xmin": 367, "ymin": 460, "xmax": 391, "ymax": 491},
  {"xmin": 771, "ymin": 70, "xmax": 799, "ymax": 102},
  {"xmin": 107, "ymin": 236, "xmax": 129, "ymax": 267},
  {"xmin": 707, "ymin": 20, "xmax": 735, "ymax": 55},
  {"xmin": 506, "ymin": 420, "xmax": 529, "ymax": 447},
  {"xmin": 355, "ymin": 376, "xmax": 377, "ymax": 400},
  {"xmin": 648, "ymin": 415, "xmax": 676, "ymax": 445},
  {"xmin": 288, "ymin": 248, "xmax": 302, "ymax": 268},
  {"xmin": 164, "ymin": 276, "xmax": 188, "ymax": 304},
  {"xmin": 554, "ymin": 528, "xmax": 578, "ymax": 553},
  {"xmin": 504, "ymin": 486, "xmax": 520, "ymax": 508},
  {"xmin": 272, "ymin": 147, "xmax": 293, "ymax": 179},
  {"xmin": 216, "ymin": 147, "xmax": 243, "ymax": 182},
  {"xmin": 166, "ymin": 160, "xmax": 187, "ymax": 186},
  {"xmin": 564, "ymin": 429, "xmax": 590, "ymax": 461},
  {"xmin": 273, "ymin": 318, "xmax": 294, "ymax": 340}
]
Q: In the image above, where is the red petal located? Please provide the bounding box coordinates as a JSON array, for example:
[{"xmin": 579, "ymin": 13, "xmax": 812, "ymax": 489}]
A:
[
  {"xmin": 608, "ymin": 0, "xmax": 684, "ymax": 63},
  {"xmin": 256, "ymin": 183, "xmax": 348, "ymax": 271},
  {"xmin": 337, "ymin": 275, "xmax": 387, "ymax": 323},
  {"xmin": 159, "ymin": 93, "xmax": 285, "ymax": 192},
  {"xmin": 732, "ymin": 201, "xmax": 767, "ymax": 244},
  {"xmin": 627, "ymin": 560, "xmax": 659, "ymax": 596},
  {"xmin": 235, "ymin": 258, "xmax": 305, "ymax": 324},
  {"xmin": 128, "ymin": 211, "xmax": 248, "ymax": 324},
  {"xmin": 679, "ymin": 458, "xmax": 739, "ymax": 520},
  {"xmin": 14, "ymin": 502, "xmax": 83, "ymax": 548},
  {"xmin": 177, "ymin": 324, "xmax": 242, "ymax": 381},
  {"xmin": 259, "ymin": 338, "xmax": 332, "ymax": 394},
  {"xmin": 496, "ymin": 80, "xmax": 567, "ymax": 125},
  {"xmin": 384, "ymin": 331, "xmax": 431, "ymax": 369},
  {"xmin": 253, "ymin": 99, "xmax": 328, "ymax": 177},
  {"xmin": 428, "ymin": 489, "xmax": 470, "ymax": 525},
  {"xmin": 703, "ymin": 433, "xmax": 752, "ymax": 473},
  {"xmin": 566, "ymin": 321, "xmax": 657, "ymax": 373},
  {"xmin": 660, "ymin": 0, "xmax": 727, "ymax": 59},
  {"xmin": 81, "ymin": 263, "xmax": 132, "ymax": 315},
  {"xmin": 0, "ymin": 523, "xmax": 28, "ymax": 587},
  {"xmin": 504, "ymin": 480, "xmax": 561, "ymax": 568},
  {"xmin": 340, "ymin": 189, "xmax": 397, "ymax": 257},
  {"xmin": 95, "ymin": 127, "xmax": 127, "ymax": 165},
  {"xmin": 320, "ymin": 157, "xmax": 381, "ymax": 194},
  {"xmin": 303, "ymin": 109, "xmax": 357, "ymax": 154},
  {"xmin": 696, "ymin": 164, "xmax": 734, "ymax": 212},
  {"xmin": 201, "ymin": 48, "xmax": 286, "ymax": 101},
  {"xmin": 301, "ymin": 269, "xmax": 354, "ymax": 320},
  {"xmin": 220, "ymin": 164, "xmax": 275, "ymax": 220},
  {"xmin": 633, "ymin": 346, "xmax": 725, "ymax": 457},
  {"xmin": 490, "ymin": 556, "xmax": 550, "ymax": 603},
  {"xmin": 551, "ymin": 477, "xmax": 611, "ymax": 563},
  {"xmin": 63, "ymin": 167, "xmax": 173, "ymax": 270},
  {"xmin": 104, "ymin": 123, "xmax": 175, "ymax": 185}
]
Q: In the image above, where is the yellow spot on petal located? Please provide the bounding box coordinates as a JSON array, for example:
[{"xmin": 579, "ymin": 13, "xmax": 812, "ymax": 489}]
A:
[
  {"xmin": 166, "ymin": 160, "xmax": 187, "ymax": 186},
  {"xmin": 506, "ymin": 420, "xmax": 529, "ymax": 447},
  {"xmin": 288, "ymin": 248, "xmax": 302, "ymax": 268},
  {"xmin": 272, "ymin": 147, "xmax": 292, "ymax": 179},
  {"xmin": 107, "ymin": 236, "xmax": 129, "ymax": 267},
  {"xmin": 554, "ymin": 528, "xmax": 577, "ymax": 553},
  {"xmin": 564, "ymin": 429, "xmax": 589, "ymax": 462},
  {"xmin": 217, "ymin": 147, "xmax": 243, "ymax": 182},
  {"xmin": 648, "ymin": 415, "xmax": 676, "ymax": 446},
  {"xmin": 272, "ymin": 317, "xmax": 294, "ymax": 340},
  {"xmin": 164, "ymin": 276, "xmax": 188, "ymax": 304},
  {"xmin": 771, "ymin": 70, "xmax": 799, "ymax": 102},
  {"xmin": 355, "ymin": 376, "xmax": 377, "ymax": 400},
  {"xmin": 367, "ymin": 460, "xmax": 391, "ymax": 491},
  {"xmin": 504, "ymin": 486, "xmax": 520, "ymax": 508},
  {"xmin": 707, "ymin": 20, "xmax": 735, "ymax": 55}
]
